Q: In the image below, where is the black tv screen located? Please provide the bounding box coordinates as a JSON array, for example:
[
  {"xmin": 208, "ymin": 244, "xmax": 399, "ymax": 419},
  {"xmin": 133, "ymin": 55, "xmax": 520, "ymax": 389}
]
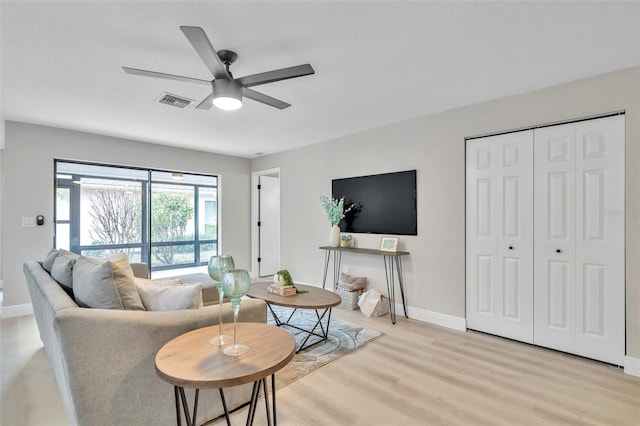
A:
[{"xmin": 332, "ymin": 170, "xmax": 417, "ymax": 235}]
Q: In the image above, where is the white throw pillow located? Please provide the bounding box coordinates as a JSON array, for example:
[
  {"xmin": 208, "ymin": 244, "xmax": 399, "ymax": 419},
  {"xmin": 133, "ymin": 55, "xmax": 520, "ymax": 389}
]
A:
[
  {"xmin": 135, "ymin": 280, "xmax": 203, "ymax": 311},
  {"xmin": 134, "ymin": 277, "xmax": 183, "ymax": 286},
  {"xmin": 72, "ymin": 255, "xmax": 145, "ymax": 310}
]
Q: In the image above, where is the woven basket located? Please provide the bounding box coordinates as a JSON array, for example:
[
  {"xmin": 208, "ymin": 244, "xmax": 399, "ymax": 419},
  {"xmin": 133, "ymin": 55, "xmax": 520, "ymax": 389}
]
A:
[
  {"xmin": 335, "ymin": 289, "xmax": 360, "ymax": 310},
  {"xmin": 371, "ymin": 297, "xmax": 390, "ymax": 317}
]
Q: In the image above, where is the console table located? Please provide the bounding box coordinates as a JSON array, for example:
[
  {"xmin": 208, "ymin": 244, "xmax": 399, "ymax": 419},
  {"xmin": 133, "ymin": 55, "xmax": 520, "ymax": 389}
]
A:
[{"xmin": 319, "ymin": 246, "xmax": 410, "ymax": 324}]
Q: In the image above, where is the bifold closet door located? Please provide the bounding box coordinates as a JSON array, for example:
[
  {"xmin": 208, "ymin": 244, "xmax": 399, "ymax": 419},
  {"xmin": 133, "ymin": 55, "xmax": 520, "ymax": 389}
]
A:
[
  {"xmin": 534, "ymin": 115, "xmax": 625, "ymax": 365},
  {"xmin": 466, "ymin": 131, "xmax": 534, "ymax": 343}
]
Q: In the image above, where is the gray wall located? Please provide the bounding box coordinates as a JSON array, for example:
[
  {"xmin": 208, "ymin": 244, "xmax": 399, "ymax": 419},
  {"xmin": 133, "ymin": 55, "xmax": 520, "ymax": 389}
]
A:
[
  {"xmin": 2, "ymin": 121, "xmax": 252, "ymax": 307},
  {"xmin": 252, "ymin": 67, "xmax": 640, "ymax": 358}
]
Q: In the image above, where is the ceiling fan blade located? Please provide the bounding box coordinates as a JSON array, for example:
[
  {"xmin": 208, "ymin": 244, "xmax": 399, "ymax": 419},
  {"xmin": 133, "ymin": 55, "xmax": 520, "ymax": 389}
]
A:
[
  {"xmin": 242, "ymin": 88, "xmax": 291, "ymax": 109},
  {"xmin": 179, "ymin": 26, "xmax": 230, "ymax": 80},
  {"xmin": 122, "ymin": 67, "xmax": 211, "ymax": 86},
  {"xmin": 196, "ymin": 93, "xmax": 214, "ymax": 109},
  {"xmin": 237, "ymin": 64, "xmax": 315, "ymax": 88}
]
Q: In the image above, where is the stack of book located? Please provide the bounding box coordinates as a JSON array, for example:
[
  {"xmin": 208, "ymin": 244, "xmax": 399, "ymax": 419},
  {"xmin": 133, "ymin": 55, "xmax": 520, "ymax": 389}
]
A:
[{"xmin": 267, "ymin": 283, "xmax": 297, "ymax": 297}]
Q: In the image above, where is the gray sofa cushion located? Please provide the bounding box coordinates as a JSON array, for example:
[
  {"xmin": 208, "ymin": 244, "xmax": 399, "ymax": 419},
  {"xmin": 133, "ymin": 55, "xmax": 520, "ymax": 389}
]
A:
[
  {"xmin": 50, "ymin": 251, "xmax": 79, "ymax": 295},
  {"xmin": 72, "ymin": 255, "xmax": 145, "ymax": 310},
  {"xmin": 43, "ymin": 248, "xmax": 62, "ymax": 272}
]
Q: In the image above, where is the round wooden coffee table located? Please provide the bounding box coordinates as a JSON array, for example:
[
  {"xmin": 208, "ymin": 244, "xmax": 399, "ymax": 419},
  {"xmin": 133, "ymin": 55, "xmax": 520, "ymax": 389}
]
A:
[
  {"xmin": 247, "ymin": 281, "xmax": 341, "ymax": 353},
  {"xmin": 155, "ymin": 322, "xmax": 295, "ymax": 426}
]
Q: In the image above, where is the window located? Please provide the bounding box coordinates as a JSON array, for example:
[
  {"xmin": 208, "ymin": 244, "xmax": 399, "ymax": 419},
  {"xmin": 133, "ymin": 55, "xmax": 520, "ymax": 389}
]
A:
[{"xmin": 54, "ymin": 161, "xmax": 218, "ymax": 275}]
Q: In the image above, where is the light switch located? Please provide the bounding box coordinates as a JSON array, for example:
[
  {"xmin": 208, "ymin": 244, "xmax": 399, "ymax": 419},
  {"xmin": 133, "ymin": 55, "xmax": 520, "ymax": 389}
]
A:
[{"xmin": 22, "ymin": 217, "xmax": 36, "ymax": 227}]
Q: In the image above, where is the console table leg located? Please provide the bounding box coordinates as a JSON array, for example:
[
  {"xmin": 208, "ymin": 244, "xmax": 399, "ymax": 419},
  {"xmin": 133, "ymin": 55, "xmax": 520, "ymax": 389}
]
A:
[
  {"xmin": 322, "ymin": 250, "xmax": 331, "ymax": 289},
  {"xmin": 336, "ymin": 251, "xmax": 343, "ymax": 289},
  {"xmin": 396, "ymin": 256, "xmax": 408, "ymax": 318},
  {"xmin": 383, "ymin": 256, "xmax": 397, "ymax": 324}
]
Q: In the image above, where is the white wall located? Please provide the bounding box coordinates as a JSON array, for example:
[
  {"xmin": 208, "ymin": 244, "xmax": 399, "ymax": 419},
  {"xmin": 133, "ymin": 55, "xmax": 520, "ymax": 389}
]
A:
[
  {"xmin": 2, "ymin": 121, "xmax": 252, "ymax": 307},
  {"xmin": 252, "ymin": 67, "xmax": 640, "ymax": 358}
]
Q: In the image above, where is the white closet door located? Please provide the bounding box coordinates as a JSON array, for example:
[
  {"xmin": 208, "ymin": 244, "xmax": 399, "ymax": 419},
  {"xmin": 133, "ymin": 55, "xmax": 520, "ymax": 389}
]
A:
[
  {"xmin": 534, "ymin": 116, "xmax": 625, "ymax": 365},
  {"xmin": 467, "ymin": 131, "xmax": 534, "ymax": 343},
  {"xmin": 534, "ymin": 123, "xmax": 577, "ymax": 353},
  {"xmin": 574, "ymin": 116, "xmax": 625, "ymax": 365}
]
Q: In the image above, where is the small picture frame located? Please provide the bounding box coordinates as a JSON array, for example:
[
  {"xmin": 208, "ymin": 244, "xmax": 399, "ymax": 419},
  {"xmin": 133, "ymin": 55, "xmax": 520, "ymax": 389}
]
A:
[
  {"xmin": 379, "ymin": 236, "xmax": 399, "ymax": 252},
  {"xmin": 340, "ymin": 234, "xmax": 355, "ymax": 248}
]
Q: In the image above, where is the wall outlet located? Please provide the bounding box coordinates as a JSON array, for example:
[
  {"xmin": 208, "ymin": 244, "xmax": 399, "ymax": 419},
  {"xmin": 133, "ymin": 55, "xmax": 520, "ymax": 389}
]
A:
[{"xmin": 21, "ymin": 217, "xmax": 36, "ymax": 227}]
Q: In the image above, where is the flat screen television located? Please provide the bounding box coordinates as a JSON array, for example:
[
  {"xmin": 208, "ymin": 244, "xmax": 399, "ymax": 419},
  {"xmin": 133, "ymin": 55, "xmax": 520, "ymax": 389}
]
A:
[{"xmin": 332, "ymin": 170, "xmax": 417, "ymax": 235}]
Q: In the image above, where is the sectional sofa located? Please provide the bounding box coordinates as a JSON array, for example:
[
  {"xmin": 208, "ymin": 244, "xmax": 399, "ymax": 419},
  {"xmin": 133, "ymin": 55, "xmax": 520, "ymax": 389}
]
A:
[{"xmin": 23, "ymin": 259, "xmax": 267, "ymax": 426}]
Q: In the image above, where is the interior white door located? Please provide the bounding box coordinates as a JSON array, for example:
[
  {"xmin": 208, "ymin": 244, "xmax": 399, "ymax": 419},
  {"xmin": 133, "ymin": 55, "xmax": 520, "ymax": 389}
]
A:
[
  {"xmin": 534, "ymin": 116, "xmax": 625, "ymax": 365},
  {"xmin": 466, "ymin": 130, "xmax": 534, "ymax": 343},
  {"xmin": 574, "ymin": 116, "xmax": 625, "ymax": 365},
  {"xmin": 533, "ymin": 123, "xmax": 577, "ymax": 353},
  {"xmin": 258, "ymin": 175, "xmax": 281, "ymax": 277}
]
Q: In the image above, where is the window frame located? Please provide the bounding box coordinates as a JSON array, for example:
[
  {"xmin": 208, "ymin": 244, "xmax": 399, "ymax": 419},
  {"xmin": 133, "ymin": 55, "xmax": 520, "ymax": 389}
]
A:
[{"xmin": 54, "ymin": 160, "xmax": 219, "ymax": 273}]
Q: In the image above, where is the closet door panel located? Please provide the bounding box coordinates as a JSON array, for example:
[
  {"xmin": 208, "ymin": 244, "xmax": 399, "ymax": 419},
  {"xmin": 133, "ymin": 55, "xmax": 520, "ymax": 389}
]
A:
[
  {"xmin": 467, "ymin": 140, "xmax": 499, "ymax": 333},
  {"xmin": 534, "ymin": 123, "xmax": 576, "ymax": 353},
  {"xmin": 467, "ymin": 131, "xmax": 533, "ymax": 343},
  {"xmin": 574, "ymin": 115, "xmax": 625, "ymax": 365},
  {"xmin": 497, "ymin": 132, "xmax": 534, "ymax": 342}
]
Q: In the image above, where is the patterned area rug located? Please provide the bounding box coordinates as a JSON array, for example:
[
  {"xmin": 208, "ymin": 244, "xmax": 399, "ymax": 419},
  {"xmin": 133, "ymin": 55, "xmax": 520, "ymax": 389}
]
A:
[{"xmin": 268, "ymin": 306, "xmax": 383, "ymax": 390}]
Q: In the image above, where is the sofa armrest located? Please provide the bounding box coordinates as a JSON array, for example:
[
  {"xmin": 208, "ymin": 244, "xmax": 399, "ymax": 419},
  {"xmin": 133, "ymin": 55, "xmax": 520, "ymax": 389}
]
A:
[
  {"xmin": 53, "ymin": 300, "xmax": 266, "ymax": 425},
  {"xmin": 130, "ymin": 262, "xmax": 148, "ymax": 278}
]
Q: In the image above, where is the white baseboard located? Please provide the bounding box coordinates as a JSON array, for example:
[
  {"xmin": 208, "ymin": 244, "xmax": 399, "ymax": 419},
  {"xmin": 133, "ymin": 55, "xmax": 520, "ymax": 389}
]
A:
[
  {"xmin": 624, "ymin": 356, "xmax": 640, "ymax": 377},
  {"xmin": 306, "ymin": 282, "xmax": 468, "ymax": 332},
  {"xmin": 400, "ymin": 303, "xmax": 467, "ymax": 331},
  {"xmin": 2, "ymin": 303, "xmax": 34, "ymax": 318}
]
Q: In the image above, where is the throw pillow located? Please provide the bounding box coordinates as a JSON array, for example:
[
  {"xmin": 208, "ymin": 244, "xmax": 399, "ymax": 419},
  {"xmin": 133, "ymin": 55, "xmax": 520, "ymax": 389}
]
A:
[
  {"xmin": 72, "ymin": 256, "xmax": 145, "ymax": 310},
  {"xmin": 108, "ymin": 253, "xmax": 134, "ymax": 276},
  {"xmin": 43, "ymin": 249, "xmax": 61, "ymax": 273},
  {"xmin": 134, "ymin": 277, "xmax": 183, "ymax": 286},
  {"xmin": 337, "ymin": 272, "xmax": 367, "ymax": 292},
  {"xmin": 135, "ymin": 280, "xmax": 203, "ymax": 311},
  {"xmin": 50, "ymin": 251, "xmax": 80, "ymax": 295}
]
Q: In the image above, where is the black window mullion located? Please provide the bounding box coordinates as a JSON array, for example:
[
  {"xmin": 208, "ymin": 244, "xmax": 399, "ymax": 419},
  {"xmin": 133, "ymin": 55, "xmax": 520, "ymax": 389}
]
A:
[
  {"xmin": 194, "ymin": 184, "xmax": 200, "ymax": 264},
  {"xmin": 69, "ymin": 175, "xmax": 81, "ymax": 254}
]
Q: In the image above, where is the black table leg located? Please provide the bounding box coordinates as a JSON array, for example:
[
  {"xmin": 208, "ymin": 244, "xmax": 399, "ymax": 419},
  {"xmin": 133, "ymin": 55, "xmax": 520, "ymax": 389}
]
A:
[
  {"xmin": 395, "ymin": 256, "xmax": 408, "ymax": 318},
  {"xmin": 272, "ymin": 374, "xmax": 277, "ymax": 426},
  {"xmin": 175, "ymin": 387, "xmax": 198, "ymax": 426},
  {"xmin": 174, "ymin": 386, "xmax": 182, "ymax": 426},
  {"xmin": 219, "ymin": 389, "xmax": 231, "ymax": 426},
  {"xmin": 245, "ymin": 375, "xmax": 278, "ymax": 425},
  {"xmin": 383, "ymin": 256, "xmax": 397, "ymax": 324},
  {"xmin": 322, "ymin": 250, "xmax": 331, "ymax": 289}
]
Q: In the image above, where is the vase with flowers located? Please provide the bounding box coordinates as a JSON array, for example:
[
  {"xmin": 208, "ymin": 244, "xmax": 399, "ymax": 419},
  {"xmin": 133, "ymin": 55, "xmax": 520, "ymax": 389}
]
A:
[{"xmin": 320, "ymin": 195, "xmax": 354, "ymax": 247}]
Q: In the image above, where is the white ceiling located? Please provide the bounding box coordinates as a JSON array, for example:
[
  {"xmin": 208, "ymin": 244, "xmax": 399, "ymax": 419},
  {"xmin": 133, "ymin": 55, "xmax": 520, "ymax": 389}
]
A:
[{"xmin": 1, "ymin": 1, "xmax": 639, "ymax": 158}]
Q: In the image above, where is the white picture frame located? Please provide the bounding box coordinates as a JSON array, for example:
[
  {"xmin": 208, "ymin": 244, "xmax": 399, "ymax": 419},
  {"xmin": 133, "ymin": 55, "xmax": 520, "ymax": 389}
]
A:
[{"xmin": 379, "ymin": 236, "xmax": 399, "ymax": 252}]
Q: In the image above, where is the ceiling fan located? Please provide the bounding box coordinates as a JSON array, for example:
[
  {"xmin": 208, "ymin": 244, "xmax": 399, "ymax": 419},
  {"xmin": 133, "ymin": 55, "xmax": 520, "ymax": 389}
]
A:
[{"xmin": 123, "ymin": 26, "xmax": 315, "ymax": 111}]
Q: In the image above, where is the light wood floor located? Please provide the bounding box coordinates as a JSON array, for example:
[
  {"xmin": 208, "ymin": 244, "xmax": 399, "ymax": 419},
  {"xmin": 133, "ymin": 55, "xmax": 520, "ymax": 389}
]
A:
[{"xmin": 2, "ymin": 308, "xmax": 639, "ymax": 426}]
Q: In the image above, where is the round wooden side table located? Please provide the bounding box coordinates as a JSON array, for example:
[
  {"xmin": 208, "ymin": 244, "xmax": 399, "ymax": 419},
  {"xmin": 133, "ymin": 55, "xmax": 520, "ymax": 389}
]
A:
[
  {"xmin": 155, "ymin": 322, "xmax": 295, "ymax": 426},
  {"xmin": 247, "ymin": 281, "xmax": 341, "ymax": 353}
]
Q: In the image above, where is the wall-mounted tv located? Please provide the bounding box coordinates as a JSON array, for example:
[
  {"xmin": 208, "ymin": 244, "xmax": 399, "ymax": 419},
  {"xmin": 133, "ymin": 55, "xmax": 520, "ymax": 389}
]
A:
[{"xmin": 332, "ymin": 170, "xmax": 417, "ymax": 235}]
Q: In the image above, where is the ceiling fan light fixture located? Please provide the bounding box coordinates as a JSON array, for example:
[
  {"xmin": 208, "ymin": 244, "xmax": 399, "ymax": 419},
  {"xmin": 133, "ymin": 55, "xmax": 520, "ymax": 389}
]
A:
[{"xmin": 212, "ymin": 80, "xmax": 242, "ymax": 111}]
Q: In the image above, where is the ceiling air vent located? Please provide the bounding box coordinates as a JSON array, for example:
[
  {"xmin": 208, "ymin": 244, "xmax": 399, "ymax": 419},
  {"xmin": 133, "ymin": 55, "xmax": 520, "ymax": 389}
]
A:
[{"xmin": 156, "ymin": 93, "xmax": 194, "ymax": 108}]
